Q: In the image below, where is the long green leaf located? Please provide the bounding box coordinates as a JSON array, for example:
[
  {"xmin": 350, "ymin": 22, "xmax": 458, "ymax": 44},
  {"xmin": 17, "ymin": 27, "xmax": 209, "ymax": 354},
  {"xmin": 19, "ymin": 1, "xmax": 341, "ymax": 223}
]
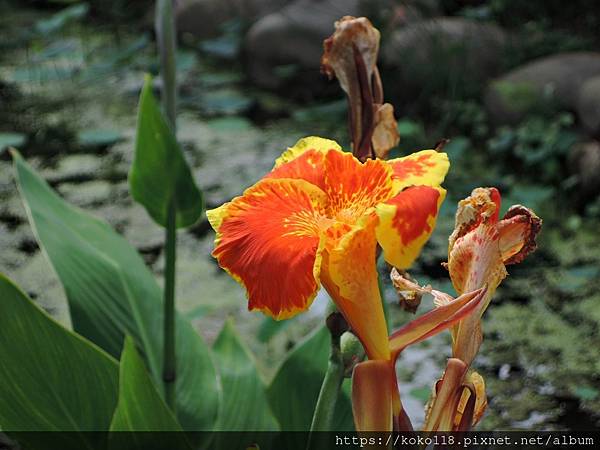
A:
[
  {"xmin": 0, "ymin": 274, "xmax": 118, "ymax": 450},
  {"xmin": 267, "ymin": 327, "xmax": 354, "ymax": 434},
  {"xmin": 213, "ymin": 320, "xmax": 279, "ymax": 448},
  {"xmin": 13, "ymin": 152, "xmax": 219, "ymax": 432},
  {"xmin": 109, "ymin": 336, "xmax": 192, "ymax": 449},
  {"xmin": 129, "ymin": 76, "xmax": 203, "ymax": 228}
]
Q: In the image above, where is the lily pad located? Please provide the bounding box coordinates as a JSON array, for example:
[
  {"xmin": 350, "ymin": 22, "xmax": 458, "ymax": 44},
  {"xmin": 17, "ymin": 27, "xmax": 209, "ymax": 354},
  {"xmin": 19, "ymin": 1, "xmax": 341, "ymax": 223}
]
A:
[
  {"xmin": 0, "ymin": 132, "xmax": 26, "ymax": 151},
  {"xmin": 206, "ymin": 117, "xmax": 253, "ymax": 132},
  {"xmin": 77, "ymin": 129, "xmax": 123, "ymax": 148},
  {"xmin": 198, "ymin": 89, "xmax": 253, "ymax": 115}
]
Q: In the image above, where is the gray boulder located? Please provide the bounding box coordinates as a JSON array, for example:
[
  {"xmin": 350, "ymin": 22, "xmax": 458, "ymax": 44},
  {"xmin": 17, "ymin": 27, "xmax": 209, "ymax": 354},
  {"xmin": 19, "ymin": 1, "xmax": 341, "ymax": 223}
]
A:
[
  {"xmin": 244, "ymin": 0, "xmax": 361, "ymax": 89},
  {"xmin": 569, "ymin": 140, "xmax": 600, "ymax": 204},
  {"xmin": 576, "ymin": 76, "xmax": 600, "ymax": 137},
  {"xmin": 381, "ymin": 17, "xmax": 507, "ymax": 99},
  {"xmin": 176, "ymin": 0, "xmax": 291, "ymax": 39},
  {"xmin": 485, "ymin": 52, "xmax": 600, "ymax": 126}
]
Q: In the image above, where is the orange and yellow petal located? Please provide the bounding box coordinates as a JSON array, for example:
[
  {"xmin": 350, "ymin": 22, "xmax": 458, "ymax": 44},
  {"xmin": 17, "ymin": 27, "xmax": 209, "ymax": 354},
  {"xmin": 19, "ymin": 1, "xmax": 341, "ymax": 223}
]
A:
[
  {"xmin": 323, "ymin": 149, "xmax": 396, "ymax": 222},
  {"xmin": 375, "ymin": 185, "xmax": 445, "ymax": 269},
  {"xmin": 352, "ymin": 360, "xmax": 395, "ymax": 432},
  {"xmin": 321, "ymin": 215, "xmax": 390, "ymax": 361},
  {"xmin": 273, "ymin": 136, "xmax": 341, "ymax": 168},
  {"xmin": 387, "ymin": 150, "xmax": 449, "ymax": 190},
  {"xmin": 454, "ymin": 371, "xmax": 487, "ymax": 430},
  {"xmin": 266, "ymin": 148, "xmax": 327, "ymax": 191},
  {"xmin": 207, "ymin": 178, "xmax": 328, "ymax": 320}
]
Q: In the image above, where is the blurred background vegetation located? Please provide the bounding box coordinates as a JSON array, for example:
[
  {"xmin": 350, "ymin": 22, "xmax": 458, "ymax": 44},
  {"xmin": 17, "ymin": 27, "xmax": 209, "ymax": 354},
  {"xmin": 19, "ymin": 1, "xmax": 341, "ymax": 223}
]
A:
[{"xmin": 1, "ymin": 0, "xmax": 599, "ymax": 430}]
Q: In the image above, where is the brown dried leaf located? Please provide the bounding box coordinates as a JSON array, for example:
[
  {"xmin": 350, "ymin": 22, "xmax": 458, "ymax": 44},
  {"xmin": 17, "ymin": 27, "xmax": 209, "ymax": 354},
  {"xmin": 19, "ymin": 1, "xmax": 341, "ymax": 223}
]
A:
[{"xmin": 372, "ymin": 103, "xmax": 400, "ymax": 159}]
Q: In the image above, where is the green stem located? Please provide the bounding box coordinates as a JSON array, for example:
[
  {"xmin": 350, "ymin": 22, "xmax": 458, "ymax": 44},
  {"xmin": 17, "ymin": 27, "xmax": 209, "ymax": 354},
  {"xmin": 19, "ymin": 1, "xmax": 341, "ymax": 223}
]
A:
[
  {"xmin": 163, "ymin": 198, "xmax": 177, "ymax": 410},
  {"xmin": 155, "ymin": 0, "xmax": 177, "ymax": 128},
  {"xmin": 156, "ymin": 0, "xmax": 178, "ymax": 411},
  {"xmin": 307, "ymin": 331, "xmax": 345, "ymax": 448}
]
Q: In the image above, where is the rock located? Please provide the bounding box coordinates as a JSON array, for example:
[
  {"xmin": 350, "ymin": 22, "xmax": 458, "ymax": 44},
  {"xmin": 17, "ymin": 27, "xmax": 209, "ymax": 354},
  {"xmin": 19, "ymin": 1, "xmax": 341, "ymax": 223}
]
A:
[
  {"xmin": 382, "ymin": 17, "xmax": 506, "ymax": 100},
  {"xmin": 485, "ymin": 52, "xmax": 600, "ymax": 126},
  {"xmin": 57, "ymin": 180, "xmax": 112, "ymax": 207},
  {"xmin": 244, "ymin": 0, "xmax": 361, "ymax": 89},
  {"xmin": 42, "ymin": 154, "xmax": 104, "ymax": 184},
  {"xmin": 8, "ymin": 251, "xmax": 71, "ymax": 328},
  {"xmin": 577, "ymin": 76, "xmax": 600, "ymax": 137},
  {"xmin": 568, "ymin": 140, "xmax": 600, "ymax": 206},
  {"xmin": 176, "ymin": 0, "xmax": 291, "ymax": 40}
]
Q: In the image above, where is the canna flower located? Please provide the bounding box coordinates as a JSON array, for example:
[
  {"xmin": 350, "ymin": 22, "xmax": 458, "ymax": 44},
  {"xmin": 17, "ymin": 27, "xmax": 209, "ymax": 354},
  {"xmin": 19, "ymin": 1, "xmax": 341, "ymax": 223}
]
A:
[
  {"xmin": 207, "ymin": 136, "xmax": 449, "ymax": 361},
  {"xmin": 445, "ymin": 187, "xmax": 541, "ymax": 365},
  {"xmin": 208, "ymin": 137, "xmax": 491, "ymax": 432},
  {"xmin": 393, "ymin": 187, "xmax": 541, "ymax": 431}
]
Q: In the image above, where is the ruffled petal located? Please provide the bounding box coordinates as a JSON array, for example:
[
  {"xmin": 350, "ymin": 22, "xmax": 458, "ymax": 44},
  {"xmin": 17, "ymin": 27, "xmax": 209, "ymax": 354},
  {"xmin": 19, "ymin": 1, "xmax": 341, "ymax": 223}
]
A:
[
  {"xmin": 267, "ymin": 136, "xmax": 340, "ymax": 191},
  {"xmin": 375, "ymin": 186, "xmax": 445, "ymax": 269},
  {"xmin": 387, "ymin": 150, "xmax": 449, "ymax": 190},
  {"xmin": 448, "ymin": 187, "xmax": 501, "ymax": 252},
  {"xmin": 266, "ymin": 148, "xmax": 328, "ymax": 191},
  {"xmin": 207, "ymin": 178, "xmax": 328, "ymax": 320},
  {"xmin": 351, "ymin": 360, "xmax": 394, "ymax": 432},
  {"xmin": 273, "ymin": 136, "xmax": 340, "ymax": 168},
  {"xmin": 321, "ymin": 215, "xmax": 390, "ymax": 360},
  {"xmin": 498, "ymin": 205, "xmax": 541, "ymax": 265}
]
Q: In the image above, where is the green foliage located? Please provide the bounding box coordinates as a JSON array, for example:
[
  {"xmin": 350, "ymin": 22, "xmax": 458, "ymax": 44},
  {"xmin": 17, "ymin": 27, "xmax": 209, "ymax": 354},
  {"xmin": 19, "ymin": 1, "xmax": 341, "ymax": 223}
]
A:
[
  {"xmin": 0, "ymin": 274, "xmax": 118, "ymax": 449},
  {"xmin": 34, "ymin": 3, "xmax": 90, "ymax": 36},
  {"xmin": 394, "ymin": 119, "xmax": 427, "ymax": 156},
  {"xmin": 109, "ymin": 337, "xmax": 192, "ymax": 450},
  {"xmin": 13, "ymin": 152, "xmax": 220, "ymax": 432},
  {"xmin": 110, "ymin": 336, "xmax": 185, "ymax": 432},
  {"xmin": 130, "ymin": 76, "xmax": 204, "ymax": 229},
  {"xmin": 267, "ymin": 327, "xmax": 354, "ymax": 433},
  {"xmin": 213, "ymin": 320, "xmax": 279, "ymax": 448},
  {"xmin": 487, "ymin": 113, "xmax": 579, "ymax": 184}
]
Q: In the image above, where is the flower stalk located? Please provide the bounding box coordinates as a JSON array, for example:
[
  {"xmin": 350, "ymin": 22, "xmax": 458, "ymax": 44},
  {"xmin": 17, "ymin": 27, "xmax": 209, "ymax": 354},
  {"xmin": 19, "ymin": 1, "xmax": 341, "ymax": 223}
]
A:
[
  {"xmin": 163, "ymin": 197, "xmax": 177, "ymax": 410},
  {"xmin": 308, "ymin": 313, "xmax": 348, "ymax": 440},
  {"xmin": 155, "ymin": 0, "xmax": 178, "ymax": 410}
]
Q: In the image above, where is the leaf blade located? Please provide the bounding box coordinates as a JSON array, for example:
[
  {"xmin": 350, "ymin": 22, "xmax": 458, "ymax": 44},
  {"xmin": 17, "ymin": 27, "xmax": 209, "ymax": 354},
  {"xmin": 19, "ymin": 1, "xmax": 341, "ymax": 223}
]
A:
[
  {"xmin": 13, "ymin": 152, "xmax": 220, "ymax": 432},
  {"xmin": 267, "ymin": 327, "xmax": 354, "ymax": 434},
  {"xmin": 129, "ymin": 76, "xmax": 203, "ymax": 228},
  {"xmin": 0, "ymin": 274, "xmax": 118, "ymax": 449},
  {"xmin": 109, "ymin": 337, "xmax": 192, "ymax": 450}
]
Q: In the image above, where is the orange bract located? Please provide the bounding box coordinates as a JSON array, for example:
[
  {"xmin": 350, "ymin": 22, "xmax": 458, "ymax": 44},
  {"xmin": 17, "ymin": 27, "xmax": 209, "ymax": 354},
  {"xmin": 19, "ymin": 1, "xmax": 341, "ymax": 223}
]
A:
[{"xmin": 207, "ymin": 136, "xmax": 449, "ymax": 359}]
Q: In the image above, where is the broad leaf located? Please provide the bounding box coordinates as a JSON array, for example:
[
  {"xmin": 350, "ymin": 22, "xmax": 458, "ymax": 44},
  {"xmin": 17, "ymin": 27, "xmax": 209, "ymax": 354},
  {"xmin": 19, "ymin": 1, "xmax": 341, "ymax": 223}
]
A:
[
  {"xmin": 129, "ymin": 76, "xmax": 203, "ymax": 228},
  {"xmin": 213, "ymin": 320, "xmax": 279, "ymax": 445},
  {"xmin": 0, "ymin": 274, "xmax": 118, "ymax": 450},
  {"xmin": 109, "ymin": 336, "xmax": 192, "ymax": 450},
  {"xmin": 267, "ymin": 327, "xmax": 354, "ymax": 434},
  {"xmin": 13, "ymin": 152, "xmax": 219, "ymax": 432}
]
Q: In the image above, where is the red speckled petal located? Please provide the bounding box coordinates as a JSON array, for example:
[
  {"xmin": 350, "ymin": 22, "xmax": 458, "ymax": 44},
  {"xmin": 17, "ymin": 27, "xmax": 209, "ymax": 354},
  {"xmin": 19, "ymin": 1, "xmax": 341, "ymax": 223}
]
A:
[
  {"xmin": 375, "ymin": 186, "xmax": 445, "ymax": 269},
  {"xmin": 388, "ymin": 150, "xmax": 449, "ymax": 190},
  {"xmin": 207, "ymin": 178, "xmax": 328, "ymax": 320}
]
